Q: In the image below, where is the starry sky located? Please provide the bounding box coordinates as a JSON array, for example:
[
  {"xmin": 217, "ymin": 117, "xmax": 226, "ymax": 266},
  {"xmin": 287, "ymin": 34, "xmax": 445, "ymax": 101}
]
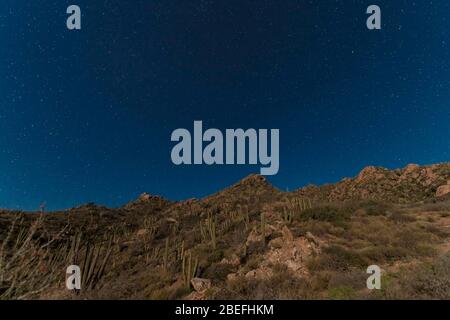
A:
[{"xmin": 1, "ymin": 1, "xmax": 449, "ymax": 211}]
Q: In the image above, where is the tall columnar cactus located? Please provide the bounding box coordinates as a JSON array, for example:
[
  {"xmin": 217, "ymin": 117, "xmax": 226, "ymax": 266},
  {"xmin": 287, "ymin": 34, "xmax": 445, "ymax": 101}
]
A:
[
  {"xmin": 244, "ymin": 209, "xmax": 250, "ymax": 230},
  {"xmin": 282, "ymin": 197, "xmax": 313, "ymax": 223},
  {"xmin": 80, "ymin": 238, "xmax": 113, "ymax": 291},
  {"xmin": 200, "ymin": 212, "xmax": 217, "ymax": 249},
  {"xmin": 282, "ymin": 207, "xmax": 294, "ymax": 224},
  {"xmin": 181, "ymin": 251, "xmax": 198, "ymax": 289},
  {"xmin": 177, "ymin": 240, "xmax": 185, "ymax": 261},
  {"xmin": 163, "ymin": 238, "xmax": 169, "ymax": 271},
  {"xmin": 260, "ymin": 212, "xmax": 266, "ymax": 244}
]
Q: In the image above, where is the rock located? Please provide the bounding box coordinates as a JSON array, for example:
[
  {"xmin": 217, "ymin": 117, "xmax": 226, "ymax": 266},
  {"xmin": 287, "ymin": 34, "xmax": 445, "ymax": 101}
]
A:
[
  {"xmin": 244, "ymin": 270, "xmax": 257, "ymax": 279},
  {"xmin": 246, "ymin": 224, "xmax": 275, "ymax": 246},
  {"xmin": 138, "ymin": 192, "xmax": 151, "ymax": 201},
  {"xmin": 166, "ymin": 217, "xmax": 178, "ymax": 224},
  {"xmin": 305, "ymin": 232, "xmax": 319, "ymax": 246},
  {"xmin": 220, "ymin": 255, "xmax": 241, "ymax": 267},
  {"xmin": 436, "ymin": 185, "xmax": 450, "ymax": 197},
  {"xmin": 244, "ymin": 268, "xmax": 272, "ymax": 280},
  {"xmin": 404, "ymin": 163, "xmax": 419, "ymax": 173},
  {"xmin": 136, "ymin": 229, "xmax": 148, "ymax": 237},
  {"xmin": 191, "ymin": 278, "xmax": 211, "ymax": 293},
  {"xmin": 356, "ymin": 166, "xmax": 379, "ymax": 182},
  {"xmin": 226, "ymin": 273, "xmax": 238, "ymax": 281},
  {"xmin": 281, "ymin": 226, "xmax": 294, "ymax": 242},
  {"xmin": 263, "ymin": 227, "xmax": 322, "ymax": 277}
]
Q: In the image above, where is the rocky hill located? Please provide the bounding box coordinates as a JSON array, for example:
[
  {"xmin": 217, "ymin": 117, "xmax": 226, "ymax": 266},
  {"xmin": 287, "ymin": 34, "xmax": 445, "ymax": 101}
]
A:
[
  {"xmin": 0, "ymin": 163, "xmax": 449, "ymax": 300},
  {"xmin": 295, "ymin": 163, "xmax": 450, "ymax": 203}
]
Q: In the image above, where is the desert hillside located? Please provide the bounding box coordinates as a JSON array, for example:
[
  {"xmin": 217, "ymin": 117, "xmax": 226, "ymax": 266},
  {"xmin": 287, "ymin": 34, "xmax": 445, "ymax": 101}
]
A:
[{"xmin": 1, "ymin": 163, "xmax": 449, "ymax": 300}]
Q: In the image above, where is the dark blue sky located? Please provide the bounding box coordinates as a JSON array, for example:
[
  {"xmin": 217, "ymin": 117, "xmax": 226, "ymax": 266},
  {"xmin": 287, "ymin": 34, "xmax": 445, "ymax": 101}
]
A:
[{"xmin": 1, "ymin": 1, "xmax": 449, "ymax": 211}]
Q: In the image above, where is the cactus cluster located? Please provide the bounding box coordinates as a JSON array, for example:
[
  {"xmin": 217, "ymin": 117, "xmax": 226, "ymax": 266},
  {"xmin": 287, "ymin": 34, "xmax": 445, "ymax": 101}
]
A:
[
  {"xmin": 282, "ymin": 197, "xmax": 313, "ymax": 223},
  {"xmin": 0, "ymin": 214, "xmax": 65, "ymax": 299},
  {"xmin": 176, "ymin": 240, "xmax": 185, "ymax": 261},
  {"xmin": 200, "ymin": 212, "xmax": 217, "ymax": 249},
  {"xmin": 145, "ymin": 246, "xmax": 160, "ymax": 264},
  {"xmin": 78, "ymin": 243, "xmax": 112, "ymax": 290},
  {"xmin": 181, "ymin": 250, "xmax": 198, "ymax": 289},
  {"xmin": 0, "ymin": 213, "xmax": 114, "ymax": 299}
]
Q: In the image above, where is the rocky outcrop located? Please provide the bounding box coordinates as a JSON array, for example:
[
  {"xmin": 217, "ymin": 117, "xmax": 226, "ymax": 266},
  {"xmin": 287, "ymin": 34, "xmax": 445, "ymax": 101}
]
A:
[
  {"xmin": 230, "ymin": 225, "xmax": 323, "ymax": 282},
  {"xmin": 436, "ymin": 181, "xmax": 450, "ymax": 197},
  {"xmin": 203, "ymin": 174, "xmax": 282, "ymax": 210},
  {"xmin": 295, "ymin": 163, "xmax": 450, "ymax": 203},
  {"xmin": 123, "ymin": 192, "xmax": 171, "ymax": 211}
]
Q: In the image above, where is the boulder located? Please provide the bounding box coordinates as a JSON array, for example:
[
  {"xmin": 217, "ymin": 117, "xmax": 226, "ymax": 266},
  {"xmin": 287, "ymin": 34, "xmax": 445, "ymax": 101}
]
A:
[
  {"xmin": 191, "ymin": 278, "xmax": 211, "ymax": 293},
  {"xmin": 138, "ymin": 192, "xmax": 151, "ymax": 201},
  {"xmin": 136, "ymin": 229, "xmax": 148, "ymax": 237},
  {"xmin": 436, "ymin": 185, "xmax": 450, "ymax": 197}
]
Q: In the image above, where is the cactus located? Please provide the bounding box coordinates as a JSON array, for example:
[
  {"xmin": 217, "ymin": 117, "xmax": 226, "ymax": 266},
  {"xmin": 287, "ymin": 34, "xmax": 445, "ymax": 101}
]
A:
[
  {"xmin": 242, "ymin": 243, "xmax": 248, "ymax": 258},
  {"xmin": 244, "ymin": 209, "xmax": 250, "ymax": 230},
  {"xmin": 281, "ymin": 197, "xmax": 313, "ymax": 223},
  {"xmin": 177, "ymin": 240, "xmax": 185, "ymax": 261},
  {"xmin": 163, "ymin": 238, "xmax": 170, "ymax": 271},
  {"xmin": 260, "ymin": 212, "xmax": 266, "ymax": 245},
  {"xmin": 0, "ymin": 214, "xmax": 115, "ymax": 299},
  {"xmin": 200, "ymin": 212, "xmax": 217, "ymax": 249},
  {"xmin": 79, "ymin": 237, "xmax": 113, "ymax": 291},
  {"xmin": 146, "ymin": 246, "xmax": 160, "ymax": 264},
  {"xmin": 282, "ymin": 207, "xmax": 294, "ymax": 224},
  {"xmin": 181, "ymin": 251, "xmax": 198, "ymax": 289}
]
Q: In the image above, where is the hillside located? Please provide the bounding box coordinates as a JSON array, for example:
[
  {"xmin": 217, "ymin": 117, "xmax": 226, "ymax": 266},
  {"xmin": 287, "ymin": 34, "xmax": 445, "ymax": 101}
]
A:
[
  {"xmin": 0, "ymin": 163, "xmax": 449, "ymax": 300},
  {"xmin": 295, "ymin": 163, "xmax": 450, "ymax": 203}
]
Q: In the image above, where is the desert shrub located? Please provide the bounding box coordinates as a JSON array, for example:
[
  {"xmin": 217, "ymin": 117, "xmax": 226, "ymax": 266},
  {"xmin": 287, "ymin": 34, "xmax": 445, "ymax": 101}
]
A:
[
  {"xmin": 360, "ymin": 246, "xmax": 410, "ymax": 263},
  {"xmin": 148, "ymin": 288, "xmax": 171, "ymax": 300},
  {"xmin": 327, "ymin": 269, "xmax": 367, "ymax": 291},
  {"xmin": 308, "ymin": 245, "xmax": 368, "ymax": 272},
  {"xmin": 298, "ymin": 206, "xmax": 351, "ymax": 223},
  {"xmin": 408, "ymin": 198, "xmax": 450, "ymax": 212},
  {"xmin": 359, "ymin": 200, "xmax": 391, "ymax": 216},
  {"xmin": 192, "ymin": 243, "xmax": 224, "ymax": 273},
  {"xmin": 388, "ymin": 211, "xmax": 416, "ymax": 223},
  {"xmin": 171, "ymin": 286, "xmax": 192, "ymax": 299},
  {"xmin": 421, "ymin": 224, "xmax": 448, "ymax": 239},
  {"xmin": 242, "ymin": 254, "xmax": 263, "ymax": 273},
  {"xmin": 382, "ymin": 253, "xmax": 450, "ymax": 299},
  {"xmin": 309, "ymin": 271, "xmax": 332, "ymax": 291},
  {"xmin": 246, "ymin": 240, "xmax": 265, "ymax": 256},
  {"xmin": 203, "ymin": 263, "xmax": 234, "ymax": 281},
  {"xmin": 222, "ymin": 267, "xmax": 312, "ymax": 299},
  {"xmin": 292, "ymin": 221, "xmax": 337, "ymax": 237},
  {"xmin": 328, "ymin": 286, "xmax": 357, "ymax": 300},
  {"xmin": 394, "ymin": 229, "xmax": 433, "ymax": 253},
  {"xmin": 410, "ymin": 254, "xmax": 450, "ymax": 299}
]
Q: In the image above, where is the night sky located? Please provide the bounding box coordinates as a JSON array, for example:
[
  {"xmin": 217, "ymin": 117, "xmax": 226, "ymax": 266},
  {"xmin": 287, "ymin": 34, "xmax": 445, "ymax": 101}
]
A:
[{"xmin": 1, "ymin": 1, "xmax": 449, "ymax": 211}]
